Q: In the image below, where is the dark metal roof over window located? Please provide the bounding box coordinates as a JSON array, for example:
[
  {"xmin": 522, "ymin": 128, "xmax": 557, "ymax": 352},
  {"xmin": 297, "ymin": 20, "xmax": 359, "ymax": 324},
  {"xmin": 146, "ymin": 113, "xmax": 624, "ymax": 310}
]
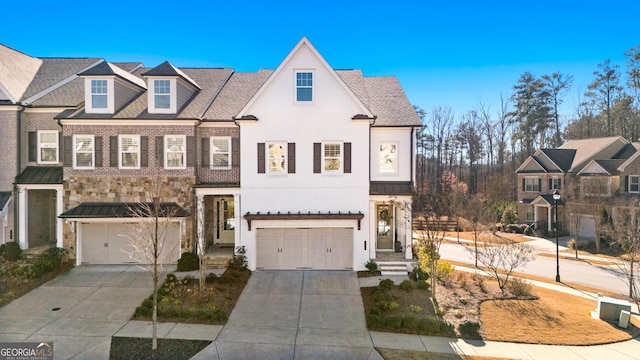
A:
[
  {"xmin": 59, "ymin": 202, "xmax": 190, "ymax": 219},
  {"xmin": 243, "ymin": 211, "xmax": 364, "ymax": 230},
  {"xmin": 370, "ymin": 181, "xmax": 413, "ymax": 196},
  {"xmin": 16, "ymin": 166, "xmax": 62, "ymax": 184},
  {"xmin": 0, "ymin": 192, "xmax": 11, "ymax": 211}
]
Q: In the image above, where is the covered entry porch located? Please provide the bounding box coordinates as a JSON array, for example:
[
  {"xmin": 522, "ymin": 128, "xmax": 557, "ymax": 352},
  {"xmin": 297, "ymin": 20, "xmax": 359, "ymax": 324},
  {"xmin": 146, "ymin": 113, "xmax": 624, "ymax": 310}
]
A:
[{"xmin": 195, "ymin": 188, "xmax": 240, "ymax": 259}]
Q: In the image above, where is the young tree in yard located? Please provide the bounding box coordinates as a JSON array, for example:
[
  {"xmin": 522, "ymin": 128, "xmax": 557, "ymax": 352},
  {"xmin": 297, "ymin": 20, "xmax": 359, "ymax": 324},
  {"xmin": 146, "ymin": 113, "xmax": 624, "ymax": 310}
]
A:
[
  {"xmin": 414, "ymin": 192, "xmax": 449, "ymax": 299},
  {"xmin": 123, "ymin": 189, "xmax": 182, "ymax": 350},
  {"xmin": 471, "ymin": 237, "xmax": 535, "ymax": 295},
  {"xmin": 464, "ymin": 196, "xmax": 489, "ymax": 268},
  {"xmin": 606, "ymin": 202, "xmax": 640, "ymax": 303},
  {"xmin": 565, "ymin": 203, "xmax": 583, "ymax": 259}
]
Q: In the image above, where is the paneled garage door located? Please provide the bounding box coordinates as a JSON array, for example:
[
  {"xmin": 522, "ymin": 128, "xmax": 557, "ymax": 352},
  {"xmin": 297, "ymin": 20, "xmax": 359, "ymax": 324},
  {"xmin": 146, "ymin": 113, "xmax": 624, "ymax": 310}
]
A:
[
  {"xmin": 81, "ymin": 223, "xmax": 180, "ymax": 264},
  {"xmin": 256, "ymin": 228, "xmax": 353, "ymax": 270}
]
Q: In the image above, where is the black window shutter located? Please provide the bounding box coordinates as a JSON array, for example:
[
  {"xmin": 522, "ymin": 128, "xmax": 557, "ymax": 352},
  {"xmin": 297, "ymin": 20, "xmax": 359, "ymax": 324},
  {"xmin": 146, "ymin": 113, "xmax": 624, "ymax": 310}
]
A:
[
  {"xmin": 548, "ymin": 178, "xmax": 552, "ymax": 190},
  {"xmin": 109, "ymin": 136, "xmax": 118, "ymax": 167},
  {"xmin": 537, "ymin": 179, "xmax": 541, "ymax": 191},
  {"xmin": 344, "ymin": 142, "xmax": 352, "ymax": 173},
  {"xmin": 95, "ymin": 136, "xmax": 103, "ymax": 167},
  {"xmin": 522, "ymin": 178, "xmax": 525, "ymax": 191},
  {"xmin": 186, "ymin": 136, "xmax": 195, "ymax": 167},
  {"xmin": 140, "ymin": 136, "xmax": 148, "ymax": 167},
  {"xmin": 156, "ymin": 136, "xmax": 164, "ymax": 165},
  {"xmin": 558, "ymin": 178, "xmax": 561, "ymax": 190},
  {"xmin": 201, "ymin": 138, "xmax": 210, "ymax": 167},
  {"xmin": 231, "ymin": 138, "xmax": 239, "ymax": 167},
  {"xmin": 28, "ymin": 132, "xmax": 36, "ymax": 162},
  {"xmin": 313, "ymin": 143, "xmax": 321, "ymax": 173},
  {"xmin": 58, "ymin": 132, "xmax": 63, "ymax": 163},
  {"xmin": 288, "ymin": 143, "xmax": 296, "ymax": 174},
  {"xmin": 63, "ymin": 136, "xmax": 72, "ymax": 167},
  {"xmin": 625, "ymin": 176, "xmax": 629, "ymax": 192},
  {"xmin": 257, "ymin": 143, "xmax": 265, "ymax": 173}
]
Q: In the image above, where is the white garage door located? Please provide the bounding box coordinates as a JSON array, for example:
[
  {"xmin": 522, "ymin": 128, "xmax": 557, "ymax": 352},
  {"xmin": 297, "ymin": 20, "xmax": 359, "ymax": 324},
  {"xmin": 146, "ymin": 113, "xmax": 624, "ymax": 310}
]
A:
[
  {"xmin": 82, "ymin": 222, "xmax": 181, "ymax": 264},
  {"xmin": 256, "ymin": 228, "xmax": 353, "ymax": 270}
]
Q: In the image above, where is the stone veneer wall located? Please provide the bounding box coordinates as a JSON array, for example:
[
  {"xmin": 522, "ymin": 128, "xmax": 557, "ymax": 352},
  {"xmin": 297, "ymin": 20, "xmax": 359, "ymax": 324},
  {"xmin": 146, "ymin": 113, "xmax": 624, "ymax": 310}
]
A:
[{"xmin": 63, "ymin": 175, "xmax": 195, "ymax": 259}]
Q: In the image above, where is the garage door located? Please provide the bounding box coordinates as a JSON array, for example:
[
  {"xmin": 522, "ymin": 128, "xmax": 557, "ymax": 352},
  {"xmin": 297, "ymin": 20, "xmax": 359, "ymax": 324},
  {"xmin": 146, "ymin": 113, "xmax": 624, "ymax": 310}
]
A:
[
  {"xmin": 82, "ymin": 222, "xmax": 180, "ymax": 264},
  {"xmin": 256, "ymin": 228, "xmax": 353, "ymax": 270}
]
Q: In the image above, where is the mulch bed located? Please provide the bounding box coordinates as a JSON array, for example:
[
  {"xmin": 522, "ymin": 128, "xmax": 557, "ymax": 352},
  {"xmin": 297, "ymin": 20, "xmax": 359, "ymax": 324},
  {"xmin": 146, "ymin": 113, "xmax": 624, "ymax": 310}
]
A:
[{"xmin": 110, "ymin": 337, "xmax": 211, "ymax": 360}]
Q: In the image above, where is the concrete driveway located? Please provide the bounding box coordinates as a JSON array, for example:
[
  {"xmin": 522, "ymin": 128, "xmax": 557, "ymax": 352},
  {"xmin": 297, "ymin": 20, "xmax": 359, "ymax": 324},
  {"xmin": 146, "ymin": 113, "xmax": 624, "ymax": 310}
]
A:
[
  {"xmin": 201, "ymin": 270, "xmax": 378, "ymax": 360},
  {"xmin": 0, "ymin": 265, "xmax": 155, "ymax": 359}
]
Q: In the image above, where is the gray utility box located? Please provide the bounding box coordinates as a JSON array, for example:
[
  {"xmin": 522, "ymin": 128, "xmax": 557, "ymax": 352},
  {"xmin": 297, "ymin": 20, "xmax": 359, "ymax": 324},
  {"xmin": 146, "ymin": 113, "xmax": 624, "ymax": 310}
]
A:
[
  {"xmin": 619, "ymin": 310, "xmax": 631, "ymax": 329},
  {"xmin": 596, "ymin": 295, "xmax": 632, "ymax": 323}
]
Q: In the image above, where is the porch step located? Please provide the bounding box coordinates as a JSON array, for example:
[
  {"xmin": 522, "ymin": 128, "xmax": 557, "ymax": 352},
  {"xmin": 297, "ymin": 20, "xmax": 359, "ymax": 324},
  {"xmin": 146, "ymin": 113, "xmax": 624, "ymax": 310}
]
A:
[
  {"xmin": 204, "ymin": 256, "xmax": 232, "ymax": 269},
  {"xmin": 377, "ymin": 261, "xmax": 412, "ymax": 276}
]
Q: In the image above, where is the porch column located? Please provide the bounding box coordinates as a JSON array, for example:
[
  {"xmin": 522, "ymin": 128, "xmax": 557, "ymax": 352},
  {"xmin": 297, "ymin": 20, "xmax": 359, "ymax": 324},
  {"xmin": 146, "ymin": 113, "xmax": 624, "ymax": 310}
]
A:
[
  {"xmin": 233, "ymin": 194, "xmax": 240, "ymax": 248},
  {"xmin": 56, "ymin": 187, "xmax": 63, "ymax": 248},
  {"xmin": 404, "ymin": 204, "xmax": 412, "ymax": 259},
  {"xmin": 75, "ymin": 222, "xmax": 82, "ymax": 266},
  {"xmin": 548, "ymin": 205, "xmax": 553, "ymax": 232},
  {"xmin": 18, "ymin": 187, "xmax": 27, "ymax": 249},
  {"xmin": 369, "ymin": 200, "xmax": 376, "ymax": 259},
  {"xmin": 196, "ymin": 195, "xmax": 204, "ymax": 255}
]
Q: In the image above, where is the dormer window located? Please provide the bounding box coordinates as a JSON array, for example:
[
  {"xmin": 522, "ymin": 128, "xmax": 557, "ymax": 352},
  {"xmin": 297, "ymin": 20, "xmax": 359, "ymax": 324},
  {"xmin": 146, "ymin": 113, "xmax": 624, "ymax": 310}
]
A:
[
  {"xmin": 149, "ymin": 78, "xmax": 176, "ymax": 113},
  {"xmin": 295, "ymin": 71, "xmax": 313, "ymax": 102},
  {"xmin": 84, "ymin": 78, "xmax": 114, "ymax": 113}
]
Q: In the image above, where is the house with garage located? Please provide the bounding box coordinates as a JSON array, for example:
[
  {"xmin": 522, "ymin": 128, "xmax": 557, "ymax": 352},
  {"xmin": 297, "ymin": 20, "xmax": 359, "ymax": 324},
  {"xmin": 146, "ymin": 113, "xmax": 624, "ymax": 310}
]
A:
[
  {"xmin": 516, "ymin": 136, "xmax": 639, "ymax": 238},
  {"xmin": 1, "ymin": 38, "xmax": 420, "ymax": 271}
]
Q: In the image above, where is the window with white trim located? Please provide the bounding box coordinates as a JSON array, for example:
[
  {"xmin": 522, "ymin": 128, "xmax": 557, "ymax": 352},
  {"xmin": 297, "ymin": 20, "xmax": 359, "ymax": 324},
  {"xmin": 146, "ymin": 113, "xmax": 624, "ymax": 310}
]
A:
[
  {"xmin": 268, "ymin": 142, "xmax": 287, "ymax": 173},
  {"xmin": 379, "ymin": 142, "xmax": 398, "ymax": 173},
  {"xmin": 38, "ymin": 130, "xmax": 58, "ymax": 164},
  {"xmin": 524, "ymin": 178, "xmax": 540, "ymax": 192},
  {"xmin": 91, "ymin": 79, "xmax": 108, "ymax": 108},
  {"xmin": 211, "ymin": 137, "xmax": 231, "ymax": 169},
  {"xmin": 165, "ymin": 135, "xmax": 186, "ymax": 169},
  {"xmin": 154, "ymin": 80, "xmax": 171, "ymax": 109},
  {"xmin": 525, "ymin": 205, "xmax": 534, "ymax": 222},
  {"xmin": 73, "ymin": 135, "xmax": 95, "ymax": 169},
  {"xmin": 551, "ymin": 177, "xmax": 561, "ymax": 190},
  {"xmin": 630, "ymin": 175, "xmax": 639, "ymax": 193},
  {"xmin": 119, "ymin": 135, "xmax": 140, "ymax": 169},
  {"xmin": 323, "ymin": 142, "xmax": 342, "ymax": 173},
  {"xmin": 295, "ymin": 71, "xmax": 313, "ymax": 102}
]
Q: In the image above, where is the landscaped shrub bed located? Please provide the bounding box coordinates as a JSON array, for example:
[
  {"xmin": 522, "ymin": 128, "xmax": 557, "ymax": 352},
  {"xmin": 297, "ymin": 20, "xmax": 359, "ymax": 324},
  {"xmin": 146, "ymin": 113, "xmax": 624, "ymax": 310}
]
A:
[
  {"xmin": 0, "ymin": 245, "xmax": 73, "ymax": 307},
  {"xmin": 133, "ymin": 267, "xmax": 250, "ymax": 325}
]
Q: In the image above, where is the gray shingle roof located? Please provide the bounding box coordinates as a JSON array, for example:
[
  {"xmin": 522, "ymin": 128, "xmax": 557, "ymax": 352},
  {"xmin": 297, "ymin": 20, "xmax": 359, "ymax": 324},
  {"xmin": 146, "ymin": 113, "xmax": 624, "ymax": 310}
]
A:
[
  {"xmin": 203, "ymin": 70, "xmax": 273, "ymax": 120},
  {"xmin": 540, "ymin": 149, "xmax": 576, "ymax": 172},
  {"xmin": 59, "ymin": 202, "xmax": 190, "ymax": 219},
  {"xmin": 0, "ymin": 44, "xmax": 42, "ymax": 102},
  {"xmin": 593, "ymin": 159, "xmax": 625, "ymax": 175},
  {"xmin": 142, "ymin": 61, "xmax": 200, "ymax": 89},
  {"xmin": 16, "ymin": 166, "xmax": 62, "ymax": 184},
  {"xmin": 78, "ymin": 61, "xmax": 146, "ymax": 89},
  {"xmin": 21, "ymin": 58, "xmax": 102, "ymax": 101},
  {"xmin": 363, "ymin": 76, "xmax": 422, "ymax": 126},
  {"xmin": 0, "ymin": 192, "xmax": 11, "ymax": 211}
]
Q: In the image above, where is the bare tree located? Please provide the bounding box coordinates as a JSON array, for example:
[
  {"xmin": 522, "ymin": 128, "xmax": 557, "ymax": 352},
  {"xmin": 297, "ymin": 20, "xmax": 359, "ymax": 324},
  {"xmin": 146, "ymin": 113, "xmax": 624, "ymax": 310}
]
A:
[
  {"xmin": 428, "ymin": 106, "xmax": 454, "ymax": 193},
  {"xmin": 464, "ymin": 195, "xmax": 488, "ymax": 267},
  {"xmin": 123, "ymin": 174, "xmax": 183, "ymax": 350},
  {"xmin": 470, "ymin": 237, "xmax": 534, "ymax": 295},
  {"xmin": 606, "ymin": 201, "xmax": 640, "ymax": 303}
]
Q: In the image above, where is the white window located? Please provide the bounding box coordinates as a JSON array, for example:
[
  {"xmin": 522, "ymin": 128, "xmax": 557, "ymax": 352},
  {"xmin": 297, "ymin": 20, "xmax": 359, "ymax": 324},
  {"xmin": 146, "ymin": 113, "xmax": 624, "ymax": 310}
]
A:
[
  {"xmin": 379, "ymin": 142, "xmax": 398, "ymax": 173},
  {"xmin": 38, "ymin": 130, "xmax": 58, "ymax": 164},
  {"xmin": 524, "ymin": 178, "xmax": 540, "ymax": 192},
  {"xmin": 630, "ymin": 175, "xmax": 639, "ymax": 193},
  {"xmin": 323, "ymin": 142, "xmax": 342, "ymax": 173},
  {"xmin": 268, "ymin": 142, "xmax": 287, "ymax": 173},
  {"xmin": 119, "ymin": 135, "xmax": 140, "ymax": 169},
  {"xmin": 91, "ymin": 79, "xmax": 108, "ymax": 108},
  {"xmin": 154, "ymin": 80, "xmax": 171, "ymax": 109},
  {"xmin": 295, "ymin": 71, "xmax": 313, "ymax": 102},
  {"xmin": 165, "ymin": 135, "xmax": 186, "ymax": 169},
  {"xmin": 85, "ymin": 78, "xmax": 114, "ymax": 113},
  {"xmin": 73, "ymin": 135, "xmax": 94, "ymax": 169},
  {"xmin": 149, "ymin": 79, "xmax": 176, "ymax": 113},
  {"xmin": 211, "ymin": 137, "xmax": 231, "ymax": 169},
  {"xmin": 525, "ymin": 206, "xmax": 534, "ymax": 222}
]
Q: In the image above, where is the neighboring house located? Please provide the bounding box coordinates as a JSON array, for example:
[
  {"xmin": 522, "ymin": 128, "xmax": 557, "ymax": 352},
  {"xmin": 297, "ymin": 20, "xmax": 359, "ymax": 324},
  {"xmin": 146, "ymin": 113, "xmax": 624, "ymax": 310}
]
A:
[
  {"xmin": 516, "ymin": 136, "xmax": 640, "ymax": 238},
  {"xmin": 0, "ymin": 38, "xmax": 421, "ymax": 271}
]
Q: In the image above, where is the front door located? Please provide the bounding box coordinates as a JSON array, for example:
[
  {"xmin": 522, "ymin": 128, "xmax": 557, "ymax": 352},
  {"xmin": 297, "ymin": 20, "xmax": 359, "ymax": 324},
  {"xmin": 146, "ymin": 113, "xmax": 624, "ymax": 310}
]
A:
[
  {"xmin": 216, "ymin": 197, "xmax": 235, "ymax": 245},
  {"xmin": 376, "ymin": 204, "xmax": 393, "ymax": 250}
]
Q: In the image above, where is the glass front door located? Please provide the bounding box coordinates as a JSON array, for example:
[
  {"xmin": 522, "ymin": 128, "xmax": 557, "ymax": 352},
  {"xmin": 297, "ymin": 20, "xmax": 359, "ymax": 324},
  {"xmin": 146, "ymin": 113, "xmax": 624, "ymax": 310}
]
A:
[
  {"xmin": 376, "ymin": 204, "xmax": 394, "ymax": 250},
  {"xmin": 217, "ymin": 197, "xmax": 235, "ymax": 245}
]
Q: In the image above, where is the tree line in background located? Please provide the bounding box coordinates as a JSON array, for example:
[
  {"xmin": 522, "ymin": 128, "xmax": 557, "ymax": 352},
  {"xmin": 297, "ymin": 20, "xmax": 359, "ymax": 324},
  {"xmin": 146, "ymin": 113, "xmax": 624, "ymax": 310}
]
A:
[{"xmin": 415, "ymin": 44, "xmax": 640, "ymax": 203}]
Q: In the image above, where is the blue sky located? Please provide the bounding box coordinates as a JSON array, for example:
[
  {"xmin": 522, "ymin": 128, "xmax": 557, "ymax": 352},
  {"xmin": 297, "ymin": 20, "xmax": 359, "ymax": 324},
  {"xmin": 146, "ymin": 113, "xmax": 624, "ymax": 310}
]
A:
[{"xmin": 3, "ymin": 0, "xmax": 639, "ymax": 123}]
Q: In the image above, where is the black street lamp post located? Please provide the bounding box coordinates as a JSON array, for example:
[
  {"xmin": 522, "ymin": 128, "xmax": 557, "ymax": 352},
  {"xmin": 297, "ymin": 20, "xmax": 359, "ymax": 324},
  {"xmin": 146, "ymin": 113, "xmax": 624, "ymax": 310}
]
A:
[{"xmin": 553, "ymin": 189, "xmax": 561, "ymax": 282}]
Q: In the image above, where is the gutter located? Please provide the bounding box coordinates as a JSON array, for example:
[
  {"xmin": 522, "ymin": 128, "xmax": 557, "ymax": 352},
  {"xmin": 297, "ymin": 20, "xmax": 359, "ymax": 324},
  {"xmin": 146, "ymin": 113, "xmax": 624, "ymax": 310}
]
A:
[{"xmin": 14, "ymin": 104, "xmax": 25, "ymax": 242}]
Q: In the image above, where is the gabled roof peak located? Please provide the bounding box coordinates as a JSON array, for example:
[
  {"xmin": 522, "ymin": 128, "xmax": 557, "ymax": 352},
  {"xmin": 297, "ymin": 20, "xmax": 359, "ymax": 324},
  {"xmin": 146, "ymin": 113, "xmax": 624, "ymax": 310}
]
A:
[
  {"xmin": 142, "ymin": 61, "xmax": 200, "ymax": 90},
  {"xmin": 78, "ymin": 60, "xmax": 146, "ymax": 89}
]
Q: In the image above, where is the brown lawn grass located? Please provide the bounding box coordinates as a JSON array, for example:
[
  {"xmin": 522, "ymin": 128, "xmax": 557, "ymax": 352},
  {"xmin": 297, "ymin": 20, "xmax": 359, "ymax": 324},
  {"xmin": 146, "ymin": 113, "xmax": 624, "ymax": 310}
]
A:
[
  {"xmin": 481, "ymin": 286, "xmax": 640, "ymax": 345},
  {"xmin": 377, "ymin": 348, "xmax": 507, "ymax": 360},
  {"xmin": 537, "ymin": 252, "xmax": 613, "ymax": 266},
  {"xmin": 443, "ymin": 231, "xmax": 531, "ymax": 243}
]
